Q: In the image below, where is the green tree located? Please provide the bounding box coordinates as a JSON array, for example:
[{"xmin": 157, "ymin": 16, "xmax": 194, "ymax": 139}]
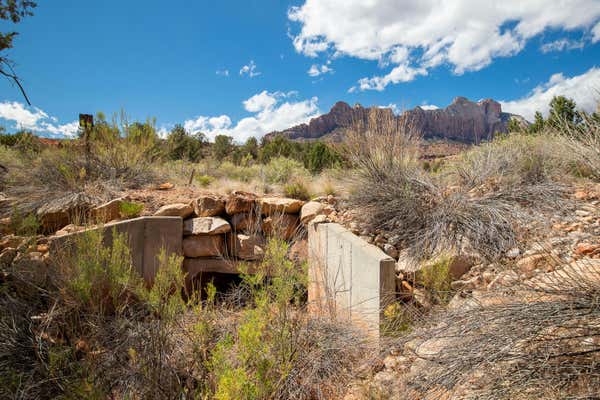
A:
[
  {"xmin": 547, "ymin": 95, "xmax": 581, "ymax": 129},
  {"xmin": 166, "ymin": 124, "xmax": 206, "ymax": 161},
  {"xmin": 1, "ymin": 0, "xmax": 37, "ymax": 104},
  {"xmin": 243, "ymin": 137, "xmax": 258, "ymax": 159},
  {"xmin": 528, "ymin": 111, "xmax": 545, "ymax": 134},
  {"xmin": 213, "ymin": 135, "xmax": 234, "ymax": 161},
  {"xmin": 305, "ymin": 141, "xmax": 342, "ymax": 173}
]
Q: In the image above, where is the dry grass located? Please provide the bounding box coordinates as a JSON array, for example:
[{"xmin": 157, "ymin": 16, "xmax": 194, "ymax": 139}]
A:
[
  {"xmin": 392, "ymin": 256, "xmax": 600, "ymax": 400},
  {"xmin": 346, "ymin": 117, "xmax": 568, "ymax": 264}
]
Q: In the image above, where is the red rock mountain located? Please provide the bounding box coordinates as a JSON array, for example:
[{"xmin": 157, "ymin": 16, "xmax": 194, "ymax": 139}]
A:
[{"xmin": 266, "ymin": 97, "xmax": 522, "ymax": 144}]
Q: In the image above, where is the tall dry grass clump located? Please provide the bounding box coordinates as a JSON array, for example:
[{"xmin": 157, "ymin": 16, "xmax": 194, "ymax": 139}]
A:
[
  {"xmin": 393, "ymin": 256, "xmax": 600, "ymax": 400},
  {"xmin": 346, "ymin": 111, "xmax": 567, "ymax": 263}
]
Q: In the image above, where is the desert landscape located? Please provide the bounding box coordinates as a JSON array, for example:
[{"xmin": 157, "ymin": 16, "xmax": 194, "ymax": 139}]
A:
[{"xmin": 1, "ymin": 1, "xmax": 600, "ymax": 399}]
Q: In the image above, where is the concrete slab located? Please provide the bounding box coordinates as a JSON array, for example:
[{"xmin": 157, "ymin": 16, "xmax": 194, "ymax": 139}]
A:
[
  {"xmin": 308, "ymin": 223, "xmax": 395, "ymax": 337},
  {"xmin": 49, "ymin": 216, "xmax": 183, "ymax": 284}
]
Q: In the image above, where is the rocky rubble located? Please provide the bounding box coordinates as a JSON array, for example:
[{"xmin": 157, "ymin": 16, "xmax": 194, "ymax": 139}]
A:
[{"xmin": 343, "ymin": 183, "xmax": 600, "ymax": 398}]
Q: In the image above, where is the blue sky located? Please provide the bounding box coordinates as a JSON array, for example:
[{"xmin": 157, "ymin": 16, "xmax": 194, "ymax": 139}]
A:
[{"xmin": 1, "ymin": 0, "xmax": 600, "ymax": 141}]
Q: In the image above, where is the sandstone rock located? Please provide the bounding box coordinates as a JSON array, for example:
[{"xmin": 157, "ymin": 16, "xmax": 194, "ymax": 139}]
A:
[
  {"xmin": 0, "ymin": 235, "xmax": 23, "ymax": 251},
  {"xmin": 225, "ymin": 191, "xmax": 256, "ymax": 215},
  {"xmin": 229, "ymin": 234, "xmax": 264, "ymax": 260},
  {"xmin": 575, "ymin": 243, "xmax": 600, "ymax": 257},
  {"xmin": 183, "ymin": 235, "xmax": 224, "ymax": 257},
  {"xmin": 183, "ymin": 217, "xmax": 231, "ymax": 235},
  {"xmin": 506, "ymin": 247, "xmax": 521, "ymax": 259},
  {"xmin": 289, "ymin": 239, "xmax": 307, "ymax": 264},
  {"xmin": 0, "ymin": 217, "xmax": 11, "ymax": 235},
  {"xmin": 262, "ymin": 214, "xmax": 299, "ymax": 241},
  {"xmin": 154, "ymin": 203, "xmax": 193, "ymax": 218},
  {"xmin": 37, "ymin": 192, "xmax": 96, "ymax": 232},
  {"xmin": 92, "ymin": 197, "xmax": 128, "ymax": 223},
  {"xmin": 157, "ymin": 182, "xmax": 174, "ymax": 190},
  {"xmin": 383, "ymin": 244, "xmax": 398, "ymax": 259},
  {"xmin": 517, "ymin": 254, "xmax": 546, "ymax": 274},
  {"xmin": 300, "ymin": 201, "xmax": 325, "ymax": 224},
  {"xmin": 310, "ymin": 214, "xmax": 328, "ymax": 225},
  {"xmin": 54, "ymin": 224, "xmax": 85, "ymax": 237},
  {"xmin": 231, "ymin": 213, "xmax": 256, "ymax": 232},
  {"xmin": 191, "ymin": 195, "xmax": 225, "ymax": 217},
  {"xmin": 258, "ymin": 197, "xmax": 304, "ymax": 215},
  {"xmin": 266, "ymin": 97, "xmax": 516, "ymax": 144}
]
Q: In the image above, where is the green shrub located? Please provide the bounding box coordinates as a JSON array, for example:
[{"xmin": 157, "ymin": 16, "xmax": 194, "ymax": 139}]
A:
[
  {"xmin": 264, "ymin": 156, "xmax": 307, "ymax": 184},
  {"xmin": 9, "ymin": 207, "xmax": 40, "ymax": 236},
  {"xmin": 66, "ymin": 228, "xmax": 144, "ymax": 315},
  {"xmin": 283, "ymin": 179, "xmax": 312, "ymax": 200},
  {"xmin": 118, "ymin": 201, "xmax": 144, "ymax": 218},
  {"xmin": 420, "ymin": 255, "xmax": 452, "ymax": 304},
  {"xmin": 195, "ymin": 174, "xmax": 215, "ymax": 187}
]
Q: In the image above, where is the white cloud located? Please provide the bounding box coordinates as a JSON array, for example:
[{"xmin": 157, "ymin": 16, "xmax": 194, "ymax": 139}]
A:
[
  {"xmin": 0, "ymin": 101, "xmax": 79, "ymax": 137},
  {"xmin": 593, "ymin": 21, "xmax": 600, "ymax": 42},
  {"xmin": 239, "ymin": 60, "xmax": 261, "ymax": 77},
  {"xmin": 501, "ymin": 67, "xmax": 600, "ymax": 121},
  {"xmin": 378, "ymin": 103, "xmax": 400, "ymax": 114},
  {"xmin": 540, "ymin": 38, "xmax": 585, "ymax": 53},
  {"xmin": 308, "ymin": 62, "xmax": 333, "ymax": 77},
  {"xmin": 216, "ymin": 69, "xmax": 230, "ymax": 76},
  {"xmin": 419, "ymin": 104, "xmax": 439, "ymax": 110},
  {"xmin": 289, "ymin": 0, "xmax": 600, "ymax": 90},
  {"xmin": 183, "ymin": 91, "xmax": 320, "ymax": 142}
]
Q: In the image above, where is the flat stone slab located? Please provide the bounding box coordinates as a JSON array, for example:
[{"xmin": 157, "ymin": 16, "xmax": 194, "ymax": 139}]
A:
[{"xmin": 183, "ymin": 217, "xmax": 231, "ymax": 235}]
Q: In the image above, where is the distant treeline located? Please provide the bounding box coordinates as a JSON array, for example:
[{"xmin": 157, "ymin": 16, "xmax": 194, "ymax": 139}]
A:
[{"xmin": 0, "ymin": 113, "xmax": 345, "ymax": 174}]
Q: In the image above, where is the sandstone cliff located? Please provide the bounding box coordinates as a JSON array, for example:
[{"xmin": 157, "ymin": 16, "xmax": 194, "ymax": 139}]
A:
[{"xmin": 267, "ymin": 97, "xmax": 521, "ymax": 144}]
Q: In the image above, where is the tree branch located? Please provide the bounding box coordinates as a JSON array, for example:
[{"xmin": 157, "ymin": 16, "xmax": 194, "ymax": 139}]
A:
[{"xmin": 0, "ymin": 59, "xmax": 31, "ymax": 105}]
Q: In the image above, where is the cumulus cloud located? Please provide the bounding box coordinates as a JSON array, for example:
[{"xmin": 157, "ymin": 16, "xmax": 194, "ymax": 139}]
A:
[
  {"xmin": 239, "ymin": 60, "xmax": 261, "ymax": 77},
  {"xmin": 183, "ymin": 91, "xmax": 319, "ymax": 142},
  {"xmin": 308, "ymin": 62, "xmax": 333, "ymax": 77},
  {"xmin": 540, "ymin": 38, "xmax": 585, "ymax": 53},
  {"xmin": 419, "ymin": 104, "xmax": 439, "ymax": 110},
  {"xmin": 501, "ymin": 67, "xmax": 600, "ymax": 121},
  {"xmin": 0, "ymin": 101, "xmax": 79, "ymax": 137},
  {"xmin": 289, "ymin": 0, "xmax": 600, "ymax": 91}
]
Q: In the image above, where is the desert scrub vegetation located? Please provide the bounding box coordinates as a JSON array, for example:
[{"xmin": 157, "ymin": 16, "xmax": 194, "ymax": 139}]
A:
[
  {"xmin": 0, "ymin": 227, "xmax": 369, "ymax": 399},
  {"xmin": 346, "ymin": 109, "xmax": 575, "ymax": 264},
  {"xmin": 392, "ymin": 256, "xmax": 600, "ymax": 400}
]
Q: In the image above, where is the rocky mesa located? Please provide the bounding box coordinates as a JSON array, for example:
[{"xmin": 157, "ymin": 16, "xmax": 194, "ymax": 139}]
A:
[{"xmin": 266, "ymin": 97, "xmax": 523, "ymax": 144}]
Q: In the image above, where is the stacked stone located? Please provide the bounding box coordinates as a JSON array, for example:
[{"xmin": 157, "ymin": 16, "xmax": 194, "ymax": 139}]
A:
[{"xmin": 176, "ymin": 191, "xmax": 328, "ymax": 283}]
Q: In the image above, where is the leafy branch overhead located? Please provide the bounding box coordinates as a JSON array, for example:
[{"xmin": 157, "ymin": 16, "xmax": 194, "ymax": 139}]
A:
[{"xmin": 0, "ymin": 0, "xmax": 37, "ymax": 105}]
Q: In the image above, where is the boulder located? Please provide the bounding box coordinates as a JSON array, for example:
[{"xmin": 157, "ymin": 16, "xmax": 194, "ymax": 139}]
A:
[
  {"xmin": 37, "ymin": 192, "xmax": 96, "ymax": 233},
  {"xmin": 183, "ymin": 235, "xmax": 224, "ymax": 257},
  {"xmin": 91, "ymin": 197, "xmax": 128, "ymax": 223},
  {"xmin": 300, "ymin": 201, "xmax": 324, "ymax": 224},
  {"xmin": 228, "ymin": 233, "xmax": 264, "ymax": 261},
  {"xmin": 154, "ymin": 203, "xmax": 193, "ymax": 218},
  {"xmin": 231, "ymin": 213, "xmax": 257, "ymax": 232},
  {"xmin": 157, "ymin": 182, "xmax": 174, "ymax": 190},
  {"xmin": 225, "ymin": 191, "xmax": 256, "ymax": 215},
  {"xmin": 183, "ymin": 217, "xmax": 231, "ymax": 235},
  {"xmin": 258, "ymin": 197, "xmax": 304, "ymax": 215},
  {"xmin": 288, "ymin": 239, "xmax": 307, "ymax": 264},
  {"xmin": 0, "ymin": 235, "xmax": 24, "ymax": 251},
  {"xmin": 191, "ymin": 195, "xmax": 225, "ymax": 217},
  {"xmin": 262, "ymin": 214, "xmax": 299, "ymax": 241}
]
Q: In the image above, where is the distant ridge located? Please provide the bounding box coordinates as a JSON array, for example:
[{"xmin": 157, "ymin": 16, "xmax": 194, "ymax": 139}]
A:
[{"xmin": 265, "ymin": 97, "xmax": 525, "ymax": 144}]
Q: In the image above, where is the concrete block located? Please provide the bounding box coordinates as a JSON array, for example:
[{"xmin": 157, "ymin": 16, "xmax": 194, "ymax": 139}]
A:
[
  {"xmin": 308, "ymin": 223, "xmax": 395, "ymax": 337},
  {"xmin": 49, "ymin": 216, "xmax": 183, "ymax": 284}
]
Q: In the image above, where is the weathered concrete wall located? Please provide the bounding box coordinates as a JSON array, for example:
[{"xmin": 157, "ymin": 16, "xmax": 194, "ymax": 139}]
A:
[
  {"xmin": 49, "ymin": 216, "xmax": 182, "ymax": 283},
  {"xmin": 308, "ymin": 223, "xmax": 396, "ymax": 336}
]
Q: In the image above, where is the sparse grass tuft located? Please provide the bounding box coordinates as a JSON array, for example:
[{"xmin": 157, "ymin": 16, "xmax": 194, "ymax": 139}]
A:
[
  {"xmin": 284, "ymin": 178, "xmax": 312, "ymax": 200},
  {"xmin": 119, "ymin": 200, "xmax": 144, "ymax": 219}
]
